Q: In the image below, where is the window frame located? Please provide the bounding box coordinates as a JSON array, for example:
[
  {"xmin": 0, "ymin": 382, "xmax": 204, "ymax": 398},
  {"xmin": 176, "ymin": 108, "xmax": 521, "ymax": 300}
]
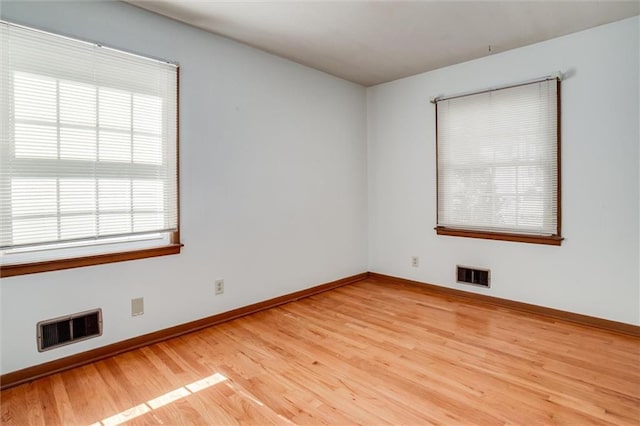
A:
[
  {"xmin": 0, "ymin": 24, "xmax": 182, "ymax": 278},
  {"xmin": 434, "ymin": 78, "xmax": 562, "ymax": 246}
]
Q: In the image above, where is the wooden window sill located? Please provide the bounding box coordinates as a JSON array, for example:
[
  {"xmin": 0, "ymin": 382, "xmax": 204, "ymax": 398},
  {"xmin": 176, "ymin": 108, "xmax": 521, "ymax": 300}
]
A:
[
  {"xmin": 0, "ymin": 244, "xmax": 183, "ymax": 278},
  {"xmin": 435, "ymin": 227, "xmax": 563, "ymax": 246}
]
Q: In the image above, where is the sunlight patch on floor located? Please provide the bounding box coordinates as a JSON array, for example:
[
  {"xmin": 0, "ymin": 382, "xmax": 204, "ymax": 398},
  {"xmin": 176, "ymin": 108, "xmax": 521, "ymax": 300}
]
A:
[{"xmin": 91, "ymin": 372, "xmax": 228, "ymax": 426}]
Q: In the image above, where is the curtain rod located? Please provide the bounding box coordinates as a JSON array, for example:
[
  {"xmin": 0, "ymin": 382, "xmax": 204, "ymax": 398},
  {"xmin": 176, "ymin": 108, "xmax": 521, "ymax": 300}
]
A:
[
  {"xmin": 430, "ymin": 71, "xmax": 562, "ymax": 104},
  {"xmin": 0, "ymin": 20, "xmax": 178, "ymax": 67}
]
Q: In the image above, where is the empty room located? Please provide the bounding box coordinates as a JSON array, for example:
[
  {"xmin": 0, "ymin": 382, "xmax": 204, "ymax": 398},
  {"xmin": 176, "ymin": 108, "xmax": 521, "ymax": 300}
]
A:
[{"xmin": 1, "ymin": 0, "xmax": 639, "ymax": 424}]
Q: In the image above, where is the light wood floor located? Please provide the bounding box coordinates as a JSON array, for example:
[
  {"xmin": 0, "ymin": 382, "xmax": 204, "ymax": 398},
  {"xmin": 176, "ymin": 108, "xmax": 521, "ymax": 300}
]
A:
[{"xmin": 2, "ymin": 277, "xmax": 639, "ymax": 425}]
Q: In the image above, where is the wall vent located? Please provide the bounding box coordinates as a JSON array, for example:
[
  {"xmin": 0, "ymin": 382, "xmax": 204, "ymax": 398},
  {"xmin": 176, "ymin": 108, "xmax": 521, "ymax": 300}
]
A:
[
  {"xmin": 37, "ymin": 309, "xmax": 102, "ymax": 352},
  {"xmin": 457, "ymin": 266, "xmax": 490, "ymax": 287}
]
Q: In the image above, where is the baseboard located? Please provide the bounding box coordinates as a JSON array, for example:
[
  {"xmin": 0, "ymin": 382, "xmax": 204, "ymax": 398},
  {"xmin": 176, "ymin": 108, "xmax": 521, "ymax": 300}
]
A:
[
  {"xmin": 0, "ymin": 272, "xmax": 368, "ymax": 390},
  {"xmin": 368, "ymin": 272, "xmax": 640, "ymax": 337}
]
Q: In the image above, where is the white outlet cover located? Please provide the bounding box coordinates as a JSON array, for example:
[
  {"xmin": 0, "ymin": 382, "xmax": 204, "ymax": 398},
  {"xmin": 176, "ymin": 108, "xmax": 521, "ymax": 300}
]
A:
[{"xmin": 215, "ymin": 279, "xmax": 224, "ymax": 295}]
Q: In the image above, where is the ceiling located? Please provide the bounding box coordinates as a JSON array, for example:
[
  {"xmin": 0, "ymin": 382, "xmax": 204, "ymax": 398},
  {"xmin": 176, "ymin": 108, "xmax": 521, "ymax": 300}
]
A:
[{"xmin": 126, "ymin": 1, "xmax": 640, "ymax": 86}]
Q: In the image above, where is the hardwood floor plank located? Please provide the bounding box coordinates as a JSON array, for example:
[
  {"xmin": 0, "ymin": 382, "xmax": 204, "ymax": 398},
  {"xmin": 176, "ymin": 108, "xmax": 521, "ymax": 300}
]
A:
[
  {"xmin": 34, "ymin": 377, "xmax": 61, "ymax": 426},
  {"xmin": 2, "ymin": 277, "xmax": 639, "ymax": 425},
  {"xmin": 25, "ymin": 383, "xmax": 47, "ymax": 426},
  {"xmin": 48, "ymin": 374, "xmax": 79, "ymax": 425}
]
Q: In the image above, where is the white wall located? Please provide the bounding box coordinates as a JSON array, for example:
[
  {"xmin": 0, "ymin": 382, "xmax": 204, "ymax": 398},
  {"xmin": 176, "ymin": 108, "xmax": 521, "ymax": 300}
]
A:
[
  {"xmin": 0, "ymin": 1, "xmax": 368, "ymax": 374},
  {"xmin": 368, "ymin": 16, "xmax": 640, "ymax": 325}
]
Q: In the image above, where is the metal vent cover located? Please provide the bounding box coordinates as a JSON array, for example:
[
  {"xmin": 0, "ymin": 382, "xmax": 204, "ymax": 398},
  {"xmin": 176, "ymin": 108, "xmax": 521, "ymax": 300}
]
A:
[
  {"xmin": 457, "ymin": 265, "xmax": 490, "ymax": 287},
  {"xmin": 37, "ymin": 309, "xmax": 102, "ymax": 352}
]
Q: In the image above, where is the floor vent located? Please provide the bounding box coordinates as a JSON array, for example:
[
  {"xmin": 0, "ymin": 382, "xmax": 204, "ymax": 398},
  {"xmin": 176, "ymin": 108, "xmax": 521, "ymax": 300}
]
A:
[
  {"xmin": 37, "ymin": 309, "xmax": 102, "ymax": 352},
  {"xmin": 457, "ymin": 266, "xmax": 490, "ymax": 287}
]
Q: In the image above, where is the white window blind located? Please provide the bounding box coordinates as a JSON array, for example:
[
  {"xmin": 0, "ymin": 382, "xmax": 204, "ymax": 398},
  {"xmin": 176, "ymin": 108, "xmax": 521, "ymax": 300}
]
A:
[
  {"xmin": 0, "ymin": 22, "xmax": 178, "ymax": 253},
  {"xmin": 436, "ymin": 79, "xmax": 559, "ymax": 236}
]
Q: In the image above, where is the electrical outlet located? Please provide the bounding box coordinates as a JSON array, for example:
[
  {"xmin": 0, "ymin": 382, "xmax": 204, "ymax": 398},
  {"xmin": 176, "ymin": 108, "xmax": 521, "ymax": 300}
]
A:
[
  {"xmin": 215, "ymin": 279, "xmax": 224, "ymax": 295},
  {"xmin": 411, "ymin": 256, "xmax": 419, "ymax": 268}
]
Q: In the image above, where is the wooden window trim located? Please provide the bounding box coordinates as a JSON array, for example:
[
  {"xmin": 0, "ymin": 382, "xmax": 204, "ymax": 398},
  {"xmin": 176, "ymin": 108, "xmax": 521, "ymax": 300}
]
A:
[
  {"xmin": 0, "ymin": 240, "xmax": 183, "ymax": 278},
  {"xmin": 435, "ymin": 78, "xmax": 562, "ymax": 246},
  {"xmin": 435, "ymin": 226, "xmax": 563, "ymax": 246}
]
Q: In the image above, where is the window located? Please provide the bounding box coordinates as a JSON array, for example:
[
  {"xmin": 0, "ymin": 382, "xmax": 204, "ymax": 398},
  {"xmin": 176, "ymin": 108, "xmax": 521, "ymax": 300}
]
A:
[
  {"xmin": 0, "ymin": 22, "xmax": 180, "ymax": 277},
  {"xmin": 434, "ymin": 78, "xmax": 561, "ymax": 245}
]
